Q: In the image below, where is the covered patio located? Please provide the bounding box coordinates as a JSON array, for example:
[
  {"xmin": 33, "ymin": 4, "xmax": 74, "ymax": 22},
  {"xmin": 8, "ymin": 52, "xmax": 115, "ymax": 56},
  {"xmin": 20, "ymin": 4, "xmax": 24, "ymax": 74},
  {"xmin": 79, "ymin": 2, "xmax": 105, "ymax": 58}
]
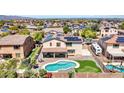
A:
[
  {"xmin": 106, "ymin": 49, "xmax": 124, "ymax": 62},
  {"xmin": 42, "ymin": 48, "xmax": 68, "ymax": 58}
]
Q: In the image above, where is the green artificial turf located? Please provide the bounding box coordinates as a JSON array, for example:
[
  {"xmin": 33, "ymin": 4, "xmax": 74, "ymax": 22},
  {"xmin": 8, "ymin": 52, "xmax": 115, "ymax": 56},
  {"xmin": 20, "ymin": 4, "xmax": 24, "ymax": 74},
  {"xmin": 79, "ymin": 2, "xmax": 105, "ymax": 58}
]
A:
[{"xmin": 75, "ymin": 60, "xmax": 102, "ymax": 73}]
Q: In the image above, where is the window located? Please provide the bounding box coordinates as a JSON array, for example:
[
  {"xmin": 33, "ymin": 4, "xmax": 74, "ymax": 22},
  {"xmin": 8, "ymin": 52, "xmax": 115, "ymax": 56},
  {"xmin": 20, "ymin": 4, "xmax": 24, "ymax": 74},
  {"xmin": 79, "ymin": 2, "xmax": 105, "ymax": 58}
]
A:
[
  {"xmin": 50, "ymin": 42, "xmax": 52, "ymax": 46},
  {"xmin": 113, "ymin": 44, "xmax": 119, "ymax": 48},
  {"xmin": 16, "ymin": 53, "xmax": 20, "ymax": 58},
  {"xmin": 56, "ymin": 42, "xmax": 61, "ymax": 47},
  {"xmin": 68, "ymin": 49, "xmax": 75, "ymax": 53},
  {"xmin": 66, "ymin": 42, "xmax": 72, "ymax": 47},
  {"xmin": 105, "ymin": 30, "xmax": 109, "ymax": 32},
  {"xmin": 13, "ymin": 45, "xmax": 20, "ymax": 49},
  {"xmin": 105, "ymin": 34, "xmax": 107, "ymax": 36}
]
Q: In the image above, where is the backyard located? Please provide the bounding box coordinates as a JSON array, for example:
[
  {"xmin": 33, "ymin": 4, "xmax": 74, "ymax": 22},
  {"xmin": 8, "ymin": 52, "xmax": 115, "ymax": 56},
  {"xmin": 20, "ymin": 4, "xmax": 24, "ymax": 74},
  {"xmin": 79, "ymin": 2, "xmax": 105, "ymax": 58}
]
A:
[
  {"xmin": 19, "ymin": 47, "xmax": 41, "ymax": 69},
  {"xmin": 75, "ymin": 60, "xmax": 102, "ymax": 73}
]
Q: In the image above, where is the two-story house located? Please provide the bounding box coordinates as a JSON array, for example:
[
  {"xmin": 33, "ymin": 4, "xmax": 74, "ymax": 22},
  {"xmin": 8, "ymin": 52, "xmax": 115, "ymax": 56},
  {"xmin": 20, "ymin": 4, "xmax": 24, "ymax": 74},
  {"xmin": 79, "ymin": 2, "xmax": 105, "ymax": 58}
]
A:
[
  {"xmin": 100, "ymin": 27, "xmax": 118, "ymax": 37},
  {"xmin": 0, "ymin": 35, "xmax": 35, "ymax": 59},
  {"xmin": 41, "ymin": 34, "xmax": 83, "ymax": 58},
  {"xmin": 98, "ymin": 35, "xmax": 124, "ymax": 61}
]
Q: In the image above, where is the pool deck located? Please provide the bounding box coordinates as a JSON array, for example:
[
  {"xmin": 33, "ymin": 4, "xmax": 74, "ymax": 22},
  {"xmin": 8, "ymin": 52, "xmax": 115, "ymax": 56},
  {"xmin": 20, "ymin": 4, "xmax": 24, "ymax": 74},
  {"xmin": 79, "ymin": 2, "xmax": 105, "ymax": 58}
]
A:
[
  {"xmin": 38, "ymin": 55, "xmax": 95, "ymax": 67},
  {"xmin": 37, "ymin": 55, "xmax": 105, "ymax": 73}
]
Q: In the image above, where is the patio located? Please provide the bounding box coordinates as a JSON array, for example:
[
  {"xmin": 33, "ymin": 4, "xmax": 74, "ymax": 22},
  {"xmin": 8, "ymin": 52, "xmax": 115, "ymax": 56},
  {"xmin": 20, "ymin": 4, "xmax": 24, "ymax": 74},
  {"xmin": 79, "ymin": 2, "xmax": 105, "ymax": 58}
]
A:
[
  {"xmin": 42, "ymin": 48, "xmax": 68, "ymax": 58},
  {"xmin": 107, "ymin": 49, "xmax": 124, "ymax": 62}
]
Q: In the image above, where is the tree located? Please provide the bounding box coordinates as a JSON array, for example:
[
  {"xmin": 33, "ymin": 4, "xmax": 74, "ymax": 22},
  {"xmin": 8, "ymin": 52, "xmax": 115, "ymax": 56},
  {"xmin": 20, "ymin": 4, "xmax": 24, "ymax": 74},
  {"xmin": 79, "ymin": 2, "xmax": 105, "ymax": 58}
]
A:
[
  {"xmin": 5, "ymin": 59, "xmax": 18, "ymax": 70},
  {"xmin": 0, "ymin": 70, "xmax": 17, "ymax": 78},
  {"xmin": 17, "ymin": 25, "xmax": 26, "ymax": 29},
  {"xmin": 119, "ymin": 22, "xmax": 124, "ymax": 29},
  {"xmin": 0, "ymin": 20, "xmax": 5, "ymax": 27},
  {"xmin": 33, "ymin": 32, "xmax": 44, "ymax": 41},
  {"xmin": 0, "ymin": 70, "xmax": 6, "ymax": 78},
  {"xmin": 0, "ymin": 32, "xmax": 9, "ymax": 37},
  {"xmin": 0, "ymin": 63, "xmax": 5, "ymax": 70},
  {"xmin": 63, "ymin": 25, "xmax": 71, "ymax": 34},
  {"xmin": 39, "ymin": 69, "xmax": 47, "ymax": 77},
  {"xmin": 9, "ymin": 26, "xmax": 19, "ymax": 31},
  {"xmin": 81, "ymin": 28, "xmax": 97, "ymax": 39},
  {"xmin": 19, "ymin": 29, "xmax": 30, "ymax": 35},
  {"xmin": 5, "ymin": 70, "xmax": 18, "ymax": 78},
  {"xmin": 34, "ymin": 33, "xmax": 42, "ymax": 41},
  {"xmin": 0, "ymin": 59, "xmax": 18, "ymax": 78}
]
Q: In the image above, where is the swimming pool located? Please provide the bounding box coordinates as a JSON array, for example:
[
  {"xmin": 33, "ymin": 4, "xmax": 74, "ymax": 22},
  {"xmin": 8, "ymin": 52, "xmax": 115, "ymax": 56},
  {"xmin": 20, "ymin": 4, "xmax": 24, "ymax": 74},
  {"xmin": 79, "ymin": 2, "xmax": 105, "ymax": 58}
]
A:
[
  {"xmin": 105, "ymin": 65, "xmax": 124, "ymax": 72},
  {"xmin": 43, "ymin": 60, "xmax": 79, "ymax": 72}
]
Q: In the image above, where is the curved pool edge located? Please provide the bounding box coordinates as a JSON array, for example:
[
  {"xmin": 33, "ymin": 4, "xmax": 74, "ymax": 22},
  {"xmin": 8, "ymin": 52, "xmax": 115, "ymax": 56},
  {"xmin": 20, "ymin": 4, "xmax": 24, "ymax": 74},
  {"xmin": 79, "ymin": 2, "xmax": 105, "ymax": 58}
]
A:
[{"xmin": 42, "ymin": 60, "xmax": 80, "ymax": 73}]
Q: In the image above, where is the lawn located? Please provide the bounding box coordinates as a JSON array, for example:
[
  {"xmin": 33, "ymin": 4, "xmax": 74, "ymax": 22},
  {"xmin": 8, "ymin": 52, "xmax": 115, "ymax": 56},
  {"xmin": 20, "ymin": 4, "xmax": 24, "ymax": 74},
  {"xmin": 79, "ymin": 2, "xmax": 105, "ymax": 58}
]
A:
[{"xmin": 75, "ymin": 60, "xmax": 102, "ymax": 73}]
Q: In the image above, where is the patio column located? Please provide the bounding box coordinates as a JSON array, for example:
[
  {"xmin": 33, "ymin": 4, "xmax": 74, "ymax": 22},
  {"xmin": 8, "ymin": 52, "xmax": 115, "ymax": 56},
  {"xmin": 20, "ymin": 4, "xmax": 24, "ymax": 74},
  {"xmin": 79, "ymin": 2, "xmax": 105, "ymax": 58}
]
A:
[
  {"xmin": 53, "ymin": 53, "xmax": 55, "ymax": 58},
  {"xmin": 112, "ymin": 55, "xmax": 114, "ymax": 62},
  {"xmin": 65, "ymin": 53, "xmax": 68, "ymax": 58}
]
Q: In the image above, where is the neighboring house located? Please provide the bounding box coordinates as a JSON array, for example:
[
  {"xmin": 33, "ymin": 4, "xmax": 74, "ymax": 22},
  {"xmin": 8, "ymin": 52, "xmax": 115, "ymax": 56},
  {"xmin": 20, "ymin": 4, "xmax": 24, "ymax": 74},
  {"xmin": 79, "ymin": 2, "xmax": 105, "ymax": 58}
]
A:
[
  {"xmin": 1, "ymin": 26, "xmax": 9, "ymax": 32},
  {"xmin": 0, "ymin": 35, "xmax": 35, "ymax": 59},
  {"xmin": 98, "ymin": 35, "xmax": 124, "ymax": 62},
  {"xmin": 41, "ymin": 34, "xmax": 83, "ymax": 58},
  {"xmin": 118, "ymin": 29, "xmax": 124, "ymax": 35},
  {"xmin": 99, "ymin": 27, "xmax": 118, "ymax": 37},
  {"xmin": 42, "ymin": 27, "xmax": 63, "ymax": 34},
  {"xmin": 26, "ymin": 25, "xmax": 38, "ymax": 31}
]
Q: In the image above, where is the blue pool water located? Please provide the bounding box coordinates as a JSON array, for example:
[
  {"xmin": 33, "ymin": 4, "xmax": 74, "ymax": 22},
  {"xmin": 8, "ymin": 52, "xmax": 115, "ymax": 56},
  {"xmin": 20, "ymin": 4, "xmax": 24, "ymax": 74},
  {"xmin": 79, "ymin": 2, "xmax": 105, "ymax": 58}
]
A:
[
  {"xmin": 105, "ymin": 65, "xmax": 124, "ymax": 72},
  {"xmin": 45, "ymin": 60, "xmax": 77, "ymax": 72}
]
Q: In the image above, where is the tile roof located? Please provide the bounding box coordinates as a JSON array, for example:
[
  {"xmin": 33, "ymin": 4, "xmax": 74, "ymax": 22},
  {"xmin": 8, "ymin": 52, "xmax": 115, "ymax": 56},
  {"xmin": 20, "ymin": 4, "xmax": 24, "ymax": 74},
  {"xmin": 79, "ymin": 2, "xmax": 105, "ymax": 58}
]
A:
[
  {"xmin": 0, "ymin": 35, "xmax": 30, "ymax": 45},
  {"xmin": 105, "ymin": 35, "xmax": 118, "ymax": 44},
  {"xmin": 43, "ymin": 34, "xmax": 82, "ymax": 43}
]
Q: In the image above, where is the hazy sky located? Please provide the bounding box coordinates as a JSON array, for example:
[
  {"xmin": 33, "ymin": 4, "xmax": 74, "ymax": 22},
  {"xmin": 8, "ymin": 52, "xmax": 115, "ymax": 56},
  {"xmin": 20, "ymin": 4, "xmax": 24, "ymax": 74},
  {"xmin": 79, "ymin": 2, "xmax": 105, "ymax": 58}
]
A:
[{"xmin": 21, "ymin": 15, "xmax": 124, "ymax": 18}]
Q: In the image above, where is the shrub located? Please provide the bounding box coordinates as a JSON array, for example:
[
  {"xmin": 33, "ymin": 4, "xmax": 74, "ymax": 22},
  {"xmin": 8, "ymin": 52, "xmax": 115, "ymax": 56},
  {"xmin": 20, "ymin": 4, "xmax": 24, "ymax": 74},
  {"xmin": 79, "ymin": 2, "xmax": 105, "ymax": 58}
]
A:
[
  {"xmin": 39, "ymin": 69, "xmax": 47, "ymax": 77},
  {"xmin": 68, "ymin": 72, "xmax": 74, "ymax": 78}
]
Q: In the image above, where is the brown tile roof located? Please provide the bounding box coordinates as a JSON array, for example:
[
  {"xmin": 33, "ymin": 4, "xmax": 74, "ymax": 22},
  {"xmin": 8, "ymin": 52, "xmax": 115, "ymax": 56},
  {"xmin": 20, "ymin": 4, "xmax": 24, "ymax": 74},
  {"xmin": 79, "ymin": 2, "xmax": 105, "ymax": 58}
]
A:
[
  {"xmin": 0, "ymin": 35, "xmax": 30, "ymax": 45},
  {"xmin": 105, "ymin": 35, "xmax": 118, "ymax": 44},
  {"xmin": 42, "ymin": 48, "xmax": 67, "ymax": 52}
]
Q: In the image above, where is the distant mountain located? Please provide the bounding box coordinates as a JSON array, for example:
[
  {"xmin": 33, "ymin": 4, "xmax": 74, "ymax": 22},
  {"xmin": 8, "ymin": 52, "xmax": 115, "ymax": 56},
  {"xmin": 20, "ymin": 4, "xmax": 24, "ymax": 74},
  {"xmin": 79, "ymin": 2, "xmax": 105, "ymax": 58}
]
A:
[
  {"xmin": 1, "ymin": 15, "xmax": 124, "ymax": 20},
  {"xmin": 0, "ymin": 15, "xmax": 32, "ymax": 20},
  {"xmin": 22, "ymin": 15, "xmax": 124, "ymax": 19}
]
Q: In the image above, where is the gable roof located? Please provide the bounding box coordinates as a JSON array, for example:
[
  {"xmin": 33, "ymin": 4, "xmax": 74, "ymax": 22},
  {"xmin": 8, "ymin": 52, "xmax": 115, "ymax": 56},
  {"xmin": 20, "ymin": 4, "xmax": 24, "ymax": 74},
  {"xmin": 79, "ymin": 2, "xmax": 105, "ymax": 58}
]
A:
[
  {"xmin": 42, "ymin": 37, "xmax": 65, "ymax": 43},
  {"xmin": 0, "ymin": 35, "xmax": 30, "ymax": 45},
  {"xmin": 105, "ymin": 35, "xmax": 124, "ymax": 44}
]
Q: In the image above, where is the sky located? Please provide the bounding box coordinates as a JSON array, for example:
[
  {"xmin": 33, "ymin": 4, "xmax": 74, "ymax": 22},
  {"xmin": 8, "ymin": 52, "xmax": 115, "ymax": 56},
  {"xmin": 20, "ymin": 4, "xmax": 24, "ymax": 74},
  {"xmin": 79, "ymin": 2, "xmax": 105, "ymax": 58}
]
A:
[
  {"xmin": 21, "ymin": 15, "xmax": 124, "ymax": 19},
  {"xmin": 0, "ymin": 0, "xmax": 124, "ymax": 15}
]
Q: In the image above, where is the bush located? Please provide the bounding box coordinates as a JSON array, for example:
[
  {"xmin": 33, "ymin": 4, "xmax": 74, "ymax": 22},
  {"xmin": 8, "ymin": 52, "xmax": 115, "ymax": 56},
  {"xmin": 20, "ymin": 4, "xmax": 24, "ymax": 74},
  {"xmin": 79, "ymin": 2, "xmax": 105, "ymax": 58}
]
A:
[
  {"xmin": 39, "ymin": 69, "xmax": 47, "ymax": 77},
  {"xmin": 68, "ymin": 72, "xmax": 74, "ymax": 78},
  {"xmin": 19, "ymin": 58, "xmax": 31, "ymax": 69},
  {"xmin": 23, "ymin": 71, "xmax": 33, "ymax": 78}
]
